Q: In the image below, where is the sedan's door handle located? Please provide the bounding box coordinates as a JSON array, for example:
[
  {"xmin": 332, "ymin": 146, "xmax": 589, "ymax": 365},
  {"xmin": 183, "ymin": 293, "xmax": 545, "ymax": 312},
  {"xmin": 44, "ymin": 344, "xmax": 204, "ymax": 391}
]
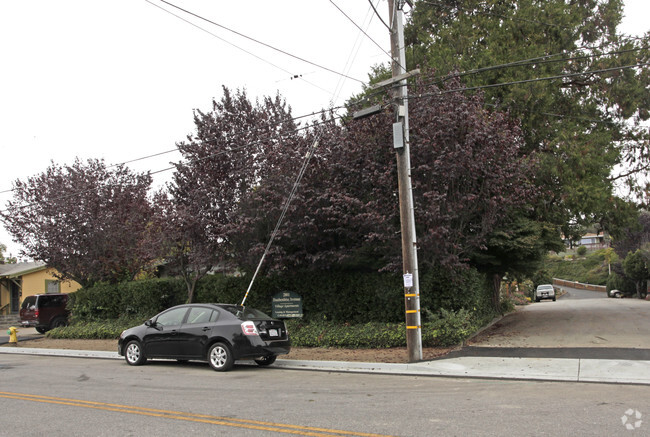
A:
[{"xmin": 202, "ymin": 327, "xmax": 211, "ymax": 331}]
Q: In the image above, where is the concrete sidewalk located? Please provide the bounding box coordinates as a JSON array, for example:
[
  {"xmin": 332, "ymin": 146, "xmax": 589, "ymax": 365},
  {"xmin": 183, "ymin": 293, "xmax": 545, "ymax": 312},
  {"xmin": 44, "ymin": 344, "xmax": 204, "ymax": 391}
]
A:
[{"xmin": 2, "ymin": 345, "xmax": 650, "ymax": 385}]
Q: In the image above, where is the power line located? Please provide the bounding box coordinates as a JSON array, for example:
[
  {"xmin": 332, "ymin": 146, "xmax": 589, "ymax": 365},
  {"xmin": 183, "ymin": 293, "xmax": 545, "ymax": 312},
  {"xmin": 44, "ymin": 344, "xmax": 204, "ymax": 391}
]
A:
[
  {"xmin": 0, "ymin": 103, "xmax": 348, "ymax": 196},
  {"xmin": 241, "ymin": 132, "xmax": 322, "ymax": 306},
  {"xmin": 329, "ymin": 0, "xmax": 394, "ymax": 66},
  {"xmin": 4, "ymin": 51, "xmax": 644, "ymax": 197},
  {"xmin": 336, "ymin": 38, "xmax": 648, "ymax": 110},
  {"xmin": 483, "ymin": 103, "xmax": 618, "ymax": 126},
  {"xmin": 144, "ymin": 0, "xmax": 334, "ymax": 97},
  {"xmin": 401, "ymin": 47, "xmax": 649, "ymax": 95},
  {"xmin": 155, "ymin": 0, "xmax": 366, "ymax": 84},
  {"xmin": 439, "ymin": 47, "xmax": 645, "ymax": 84},
  {"xmin": 368, "ymin": 0, "xmax": 390, "ymax": 31},
  {"xmin": 430, "ymin": 62, "xmax": 650, "ymax": 95},
  {"xmin": 331, "ymin": 1, "xmax": 379, "ymax": 104},
  {"xmin": 0, "ymin": 114, "xmax": 345, "ymax": 214}
]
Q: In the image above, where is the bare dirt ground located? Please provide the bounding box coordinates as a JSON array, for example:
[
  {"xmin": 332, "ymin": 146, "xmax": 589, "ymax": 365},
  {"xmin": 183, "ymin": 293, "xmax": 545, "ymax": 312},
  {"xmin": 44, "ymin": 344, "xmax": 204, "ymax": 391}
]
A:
[{"xmin": 4, "ymin": 337, "xmax": 454, "ymax": 363}]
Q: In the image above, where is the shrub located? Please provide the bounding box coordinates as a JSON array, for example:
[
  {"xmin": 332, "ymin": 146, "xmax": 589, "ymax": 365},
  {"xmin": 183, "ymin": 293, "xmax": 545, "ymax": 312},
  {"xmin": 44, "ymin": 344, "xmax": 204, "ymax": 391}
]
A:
[
  {"xmin": 47, "ymin": 316, "xmax": 146, "ymax": 339},
  {"xmin": 70, "ymin": 278, "xmax": 187, "ymax": 322},
  {"xmin": 284, "ymin": 308, "xmax": 479, "ymax": 348},
  {"xmin": 606, "ymin": 272, "xmax": 636, "ymax": 295},
  {"xmin": 577, "ymin": 246, "xmax": 587, "ymax": 256}
]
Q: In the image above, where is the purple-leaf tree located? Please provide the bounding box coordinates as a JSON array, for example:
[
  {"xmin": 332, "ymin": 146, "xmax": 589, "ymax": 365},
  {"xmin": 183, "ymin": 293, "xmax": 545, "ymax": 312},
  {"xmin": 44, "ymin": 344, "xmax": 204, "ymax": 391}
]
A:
[
  {"xmin": 233, "ymin": 71, "xmax": 535, "ymax": 275},
  {"xmin": 1, "ymin": 158, "xmax": 154, "ymax": 286},
  {"xmin": 164, "ymin": 87, "xmax": 305, "ymax": 301}
]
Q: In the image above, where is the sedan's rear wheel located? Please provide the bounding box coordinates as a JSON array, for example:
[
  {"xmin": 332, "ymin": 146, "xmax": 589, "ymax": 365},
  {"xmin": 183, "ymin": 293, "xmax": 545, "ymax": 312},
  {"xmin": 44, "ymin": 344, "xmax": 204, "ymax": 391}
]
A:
[
  {"xmin": 254, "ymin": 355, "xmax": 277, "ymax": 366},
  {"xmin": 208, "ymin": 342, "xmax": 234, "ymax": 372},
  {"xmin": 125, "ymin": 340, "xmax": 147, "ymax": 366}
]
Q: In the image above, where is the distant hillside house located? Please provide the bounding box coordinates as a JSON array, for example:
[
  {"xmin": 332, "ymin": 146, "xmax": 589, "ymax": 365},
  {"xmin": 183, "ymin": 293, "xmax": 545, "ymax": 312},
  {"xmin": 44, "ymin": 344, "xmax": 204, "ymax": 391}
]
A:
[
  {"xmin": 0, "ymin": 262, "xmax": 81, "ymax": 316},
  {"xmin": 564, "ymin": 233, "xmax": 610, "ymax": 250}
]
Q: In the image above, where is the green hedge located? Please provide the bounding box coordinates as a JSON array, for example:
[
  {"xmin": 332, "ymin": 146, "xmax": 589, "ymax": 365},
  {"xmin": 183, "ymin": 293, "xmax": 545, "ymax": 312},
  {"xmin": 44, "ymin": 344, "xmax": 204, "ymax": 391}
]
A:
[
  {"xmin": 65, "ymin": 266, "xmax": 496, "ymax": 349},
  {"xmin": 69, "ymin": 278, "xmax": 187, "ymax": 321},
  {"xmin": 49, "ymin": 308, "xmax": 479, "ymax": 347}
]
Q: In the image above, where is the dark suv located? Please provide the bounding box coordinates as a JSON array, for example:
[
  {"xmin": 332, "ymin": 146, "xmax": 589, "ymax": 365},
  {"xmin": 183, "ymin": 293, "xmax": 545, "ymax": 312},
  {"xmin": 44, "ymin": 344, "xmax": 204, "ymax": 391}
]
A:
[{"xmin": 20, "ymin": 293, "xmax": 70, "ymax": 333}]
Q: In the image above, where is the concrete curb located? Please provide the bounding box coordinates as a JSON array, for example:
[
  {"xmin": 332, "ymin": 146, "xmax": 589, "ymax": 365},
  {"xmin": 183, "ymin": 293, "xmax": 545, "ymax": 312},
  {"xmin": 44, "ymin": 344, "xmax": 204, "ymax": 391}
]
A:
[{"xmin": 2, "ymin": 346, "xmax": 650, "ymax": 385}]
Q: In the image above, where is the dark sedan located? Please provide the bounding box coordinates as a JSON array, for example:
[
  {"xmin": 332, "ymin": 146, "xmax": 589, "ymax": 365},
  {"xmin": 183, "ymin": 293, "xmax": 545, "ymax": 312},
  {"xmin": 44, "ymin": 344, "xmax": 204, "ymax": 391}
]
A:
[{"xmin": 118, "ymin": 303, "xmax": 290, "ymax": 371}]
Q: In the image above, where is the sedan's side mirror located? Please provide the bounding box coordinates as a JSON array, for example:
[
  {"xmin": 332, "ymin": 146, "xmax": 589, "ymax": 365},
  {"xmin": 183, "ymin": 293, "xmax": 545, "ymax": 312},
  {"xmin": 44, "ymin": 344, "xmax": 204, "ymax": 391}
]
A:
[{"xmin": 145, "ymin": 319, "xmax": 155, "ymax": 327}]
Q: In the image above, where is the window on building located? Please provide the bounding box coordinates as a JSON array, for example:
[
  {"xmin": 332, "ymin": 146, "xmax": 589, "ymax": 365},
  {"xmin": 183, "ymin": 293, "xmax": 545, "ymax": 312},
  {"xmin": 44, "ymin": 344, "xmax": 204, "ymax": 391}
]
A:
[{"xmin": 45, "ymin": 280, "xmax": 60, "ymax": 294}]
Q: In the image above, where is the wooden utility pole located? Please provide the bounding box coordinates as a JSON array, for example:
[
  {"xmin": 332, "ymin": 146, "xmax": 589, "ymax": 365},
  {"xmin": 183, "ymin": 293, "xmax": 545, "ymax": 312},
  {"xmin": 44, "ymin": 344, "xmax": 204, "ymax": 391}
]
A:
[{"xmin": 388, "ymin": 0, "xmax": 422, "ymax": 362}]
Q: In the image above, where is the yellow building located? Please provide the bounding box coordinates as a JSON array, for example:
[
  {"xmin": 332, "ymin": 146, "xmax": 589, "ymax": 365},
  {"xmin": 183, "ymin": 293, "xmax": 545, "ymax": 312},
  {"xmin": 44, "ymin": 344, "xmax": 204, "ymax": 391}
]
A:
[{"xmin": 0, "ymin": 261, "xmax": 81, "ymax": 316}]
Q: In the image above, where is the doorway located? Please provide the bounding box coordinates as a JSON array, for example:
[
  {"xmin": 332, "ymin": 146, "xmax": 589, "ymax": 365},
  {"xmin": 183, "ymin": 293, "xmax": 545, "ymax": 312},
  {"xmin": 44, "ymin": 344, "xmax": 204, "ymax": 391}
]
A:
[{"xmin": 10, "ymin": 281, "xmax": 20, "ymax": 313}]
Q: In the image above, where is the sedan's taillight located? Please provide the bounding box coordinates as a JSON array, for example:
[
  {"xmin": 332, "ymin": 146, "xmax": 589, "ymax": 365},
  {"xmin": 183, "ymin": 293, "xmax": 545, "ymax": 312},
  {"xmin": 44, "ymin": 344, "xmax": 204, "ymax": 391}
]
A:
[{"xmin": 241, "ymin": 321, "xmax": 259, "ymax": 336}]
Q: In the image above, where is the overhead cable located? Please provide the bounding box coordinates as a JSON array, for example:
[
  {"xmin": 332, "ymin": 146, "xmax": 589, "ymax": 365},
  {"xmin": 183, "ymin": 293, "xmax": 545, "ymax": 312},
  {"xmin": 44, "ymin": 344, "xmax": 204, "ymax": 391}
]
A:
[
  {"xmin": 329, "ymin": 0, "xmax": 395, "ymax": 67},
  {"xmin": 155, "ymin": 0, "xmax": 365, "ymax": 84},
  {"xmin": 144, "ymin": 0, "xmax": 334, "ymax": 96},
  {"xmin": 368, "ymin": 0, "xmax": 390, "ymax": 30},
  {"xmin": 241, "ymin": 132, "xmax": 322, "ymax": 306}
]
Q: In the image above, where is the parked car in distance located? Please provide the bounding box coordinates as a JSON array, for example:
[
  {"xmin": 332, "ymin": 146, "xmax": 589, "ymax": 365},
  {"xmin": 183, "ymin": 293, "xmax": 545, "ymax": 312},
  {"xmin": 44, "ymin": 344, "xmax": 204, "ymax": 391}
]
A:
[
  {"xmin": 535, "ymin": 284, "xmax": 556, "ymax": 302},
  {"xmin": 607, "ymin": 288, "xmax": 647, "ymax": 298},
  {"xmin": 118, "ymin": 303, "xmax": 291, "ymax": 372},
  {"xmin": 19, "ymin": 293, "xmax": 70, "ymax": 333},
  {"xmin": 608, "ymin": 289, "xmax": 623, "ymax": 298}
]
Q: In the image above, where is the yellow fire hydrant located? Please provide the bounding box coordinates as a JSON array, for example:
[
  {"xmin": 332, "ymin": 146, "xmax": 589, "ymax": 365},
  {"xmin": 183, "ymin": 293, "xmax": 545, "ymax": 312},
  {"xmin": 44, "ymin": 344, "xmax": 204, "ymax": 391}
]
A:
[{"xmin": 7, "ymin": 326, "xmax": 18, "ymax": 346}]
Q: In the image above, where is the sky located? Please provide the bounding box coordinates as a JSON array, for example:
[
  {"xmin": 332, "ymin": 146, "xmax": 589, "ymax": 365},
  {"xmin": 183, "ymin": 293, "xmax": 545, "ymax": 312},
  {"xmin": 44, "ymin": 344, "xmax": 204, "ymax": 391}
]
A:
[{"xmin": 0, "ymin": 0, "xmax": 648, "ymax": 260}]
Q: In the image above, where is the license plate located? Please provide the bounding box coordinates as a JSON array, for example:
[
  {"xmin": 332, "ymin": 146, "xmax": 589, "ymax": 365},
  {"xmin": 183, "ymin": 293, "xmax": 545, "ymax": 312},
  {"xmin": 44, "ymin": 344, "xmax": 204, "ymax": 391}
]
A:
[{"xmin": 269, "ymin": 329, "xmax": 279, "ymax": 337}]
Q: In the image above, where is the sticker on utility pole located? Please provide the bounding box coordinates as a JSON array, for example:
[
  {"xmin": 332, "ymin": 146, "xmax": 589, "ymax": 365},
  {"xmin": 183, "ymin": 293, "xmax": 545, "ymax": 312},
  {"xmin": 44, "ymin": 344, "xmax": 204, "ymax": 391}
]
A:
[{"xmin": 403, "ymin": 273, "xmax": 413, "ymax": 288}]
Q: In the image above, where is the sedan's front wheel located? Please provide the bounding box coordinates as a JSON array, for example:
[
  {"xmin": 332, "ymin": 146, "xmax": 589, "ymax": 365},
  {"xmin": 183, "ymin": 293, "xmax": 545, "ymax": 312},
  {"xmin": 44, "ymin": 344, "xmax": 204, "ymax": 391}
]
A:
[
  {"xmin": 208, "ymin": 342, "xmax": 234, "ymax": 372},
  {"xmin": 125, "ymin": 340, "xmax": 147, "ymax": 366}
]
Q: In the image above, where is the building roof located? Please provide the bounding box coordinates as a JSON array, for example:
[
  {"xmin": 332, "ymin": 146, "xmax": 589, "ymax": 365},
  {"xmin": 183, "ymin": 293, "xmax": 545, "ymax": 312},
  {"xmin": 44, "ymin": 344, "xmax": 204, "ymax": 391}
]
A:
[{"xmin": 0, "ymin": 261, "xmax": 47, "ymax": 278}]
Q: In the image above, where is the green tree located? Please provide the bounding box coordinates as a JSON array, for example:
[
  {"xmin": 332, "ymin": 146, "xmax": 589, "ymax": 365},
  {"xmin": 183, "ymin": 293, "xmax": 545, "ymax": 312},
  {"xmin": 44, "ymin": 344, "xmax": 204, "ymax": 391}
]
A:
[
  {"xmin": 622, "ymin": 249, "xmax": 648, "ymax": 298},
  {"xmin": 403, "ymin": 0, "xmax": 650, "ymax": 234},
  {"xmin": 0, "ymin": 243, "xmax": 17, "ymax": 264},
  {"xmin": 471, "ymin": 214, "xmax": 565, "ymax": 311}
]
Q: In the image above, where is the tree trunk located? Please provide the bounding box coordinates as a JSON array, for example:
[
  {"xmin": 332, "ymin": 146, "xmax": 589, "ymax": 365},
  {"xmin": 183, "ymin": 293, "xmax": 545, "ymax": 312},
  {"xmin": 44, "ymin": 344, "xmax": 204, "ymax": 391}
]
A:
[
  {"xmin": 184, "ymin": 275, "xmax": 198, "ymax": 303},
  {"xmin": 492, "ymin": 273, "xmax": 502, "ymax": 313}
]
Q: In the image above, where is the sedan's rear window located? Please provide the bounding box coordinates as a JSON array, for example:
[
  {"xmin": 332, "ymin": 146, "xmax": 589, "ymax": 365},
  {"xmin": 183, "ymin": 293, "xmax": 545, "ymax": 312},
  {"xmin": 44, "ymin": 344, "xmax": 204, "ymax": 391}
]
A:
[{"xmin": 222, "ymin": 306, "xmax": 271, "ymax": 320}]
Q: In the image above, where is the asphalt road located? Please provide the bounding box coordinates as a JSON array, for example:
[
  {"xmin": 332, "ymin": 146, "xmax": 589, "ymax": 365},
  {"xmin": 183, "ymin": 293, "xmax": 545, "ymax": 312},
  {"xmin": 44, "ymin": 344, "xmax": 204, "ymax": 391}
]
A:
[{"xmin": 1, "ymin": 353, "xmax": 649, "ymax": 436}]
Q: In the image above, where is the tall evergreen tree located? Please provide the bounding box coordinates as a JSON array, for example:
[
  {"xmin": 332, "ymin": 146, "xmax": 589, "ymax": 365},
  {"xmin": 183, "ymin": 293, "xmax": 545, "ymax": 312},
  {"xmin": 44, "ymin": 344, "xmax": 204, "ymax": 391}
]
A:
[{"xmin": 400, "ymin": 0, "xmax": 650, "ymax": 234}]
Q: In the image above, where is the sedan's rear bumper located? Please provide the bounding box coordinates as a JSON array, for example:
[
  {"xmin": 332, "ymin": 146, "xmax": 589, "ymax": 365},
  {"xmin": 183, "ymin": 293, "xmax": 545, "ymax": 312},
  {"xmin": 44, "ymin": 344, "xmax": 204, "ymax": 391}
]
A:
[
  {"xmin": 536, "ymin": 293, "xmax": 555, "ymax": 300},
  {"xmin": 234, "ymin": 338, "xmax": 291, "ymax": 359}
]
